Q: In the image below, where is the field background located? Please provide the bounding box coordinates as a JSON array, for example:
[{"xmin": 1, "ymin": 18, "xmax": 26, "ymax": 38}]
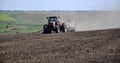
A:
[
  {"xmin": 0, "ymin": 11, "xmax": 120, "ymax": 63},
  {"xmin": 0, "ymin": 11, "xmax": 120, "ymax": 35}
]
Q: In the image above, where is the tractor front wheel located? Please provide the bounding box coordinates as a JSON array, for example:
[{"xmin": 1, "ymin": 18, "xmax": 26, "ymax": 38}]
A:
[
  {"xmin": 55, "ymin": 26, "xmax": 60, "ymax": 33},
  {"xmin": 61, "ymin": 23, "xmax": 66, "ymax": 32}
]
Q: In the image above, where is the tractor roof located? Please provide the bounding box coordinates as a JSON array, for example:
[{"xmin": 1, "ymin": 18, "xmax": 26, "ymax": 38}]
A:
[
  {"xmin": 49, "ymin": 16, "xmax": 57, "ymax": 18},
  {"xmin": 48, "ymin": 16, "xmax": 60, "ymax": 18}
]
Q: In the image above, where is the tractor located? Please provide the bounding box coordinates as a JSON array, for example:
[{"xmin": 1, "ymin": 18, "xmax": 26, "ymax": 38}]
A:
[{"xmin": 43, "ymin": 16, "xmax": 66, "ymax": 33}]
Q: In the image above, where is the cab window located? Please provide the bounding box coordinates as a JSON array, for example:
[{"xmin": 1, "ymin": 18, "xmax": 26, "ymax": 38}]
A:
[{"xmin": 49, "ymin": 17, "xmax": 58, "ymax": 22}]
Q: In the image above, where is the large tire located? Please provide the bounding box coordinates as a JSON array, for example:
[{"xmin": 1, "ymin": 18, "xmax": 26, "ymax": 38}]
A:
[
  {"xmin": 43, "ymin": 24, "xmax": 51, "ymax": 33},
  {"xmin": 61, "ymin": 23, "xmax": 66, "ymax": 32},
  {"xmin": 55, "ymin": 26, "xmax": 60, "ymax": 33}
]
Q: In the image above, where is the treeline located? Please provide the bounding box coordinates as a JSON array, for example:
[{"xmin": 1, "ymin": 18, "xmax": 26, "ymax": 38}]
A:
[{"xmin": 0, "ymin": 10, "xmax": 90, "ymax": 12}]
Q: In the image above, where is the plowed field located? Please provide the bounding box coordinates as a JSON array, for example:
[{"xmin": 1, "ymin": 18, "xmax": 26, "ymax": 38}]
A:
[{"xmin": 0, "ymin": 28, "xmax": 120, "ymax": 63}]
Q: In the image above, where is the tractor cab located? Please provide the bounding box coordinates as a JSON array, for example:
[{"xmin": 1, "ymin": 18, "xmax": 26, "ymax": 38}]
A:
[
  {"xmin": 48, "ymin": 17, "xmax": 58, "ymax": 22},
  {"xmin": 47, "ymin": 16, "xmax": 60, "ymax": 23}
]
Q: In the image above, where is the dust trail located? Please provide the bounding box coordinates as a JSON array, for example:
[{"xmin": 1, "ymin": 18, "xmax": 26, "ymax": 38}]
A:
[
  {"xmin": 76, "ymin": 11, "xmax": 120, "ymax": 31},
  {"xmin": 62, "ymin": 11, "xmax": 120, "ymax": 31}
]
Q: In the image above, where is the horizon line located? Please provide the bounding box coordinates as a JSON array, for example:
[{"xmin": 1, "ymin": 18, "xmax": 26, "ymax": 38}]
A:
[{"xmin": 0, "ymin": 10, "xmax": 119, "ymax": 12}]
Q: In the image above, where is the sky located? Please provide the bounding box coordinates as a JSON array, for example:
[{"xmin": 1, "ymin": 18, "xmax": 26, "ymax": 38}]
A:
[{"xmin": 0, "ymin": 0, "xmax": 120, "ymax": 11}]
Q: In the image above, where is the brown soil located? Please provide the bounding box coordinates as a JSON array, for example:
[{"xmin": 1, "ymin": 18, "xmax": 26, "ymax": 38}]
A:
[{"xmin": 0, "ymin": 28, "xmax": 120, "ymax": 63}]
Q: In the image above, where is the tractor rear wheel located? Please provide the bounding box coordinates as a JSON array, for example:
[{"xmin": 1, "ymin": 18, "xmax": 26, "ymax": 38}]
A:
[{"xmin": 43, "ymin": 24, "xmax": 51, "ymax": 33}]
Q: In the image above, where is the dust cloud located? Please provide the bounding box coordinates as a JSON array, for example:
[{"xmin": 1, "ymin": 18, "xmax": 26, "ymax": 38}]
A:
[{"xmin": 59, "ymin": 11, "xmax": 120, "ymax": 31}]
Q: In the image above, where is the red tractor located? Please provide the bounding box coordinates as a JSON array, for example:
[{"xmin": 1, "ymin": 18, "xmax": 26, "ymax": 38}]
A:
[{"xmin": 43, "ymin": 16, "xmax": 66, "ymax": 33}]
